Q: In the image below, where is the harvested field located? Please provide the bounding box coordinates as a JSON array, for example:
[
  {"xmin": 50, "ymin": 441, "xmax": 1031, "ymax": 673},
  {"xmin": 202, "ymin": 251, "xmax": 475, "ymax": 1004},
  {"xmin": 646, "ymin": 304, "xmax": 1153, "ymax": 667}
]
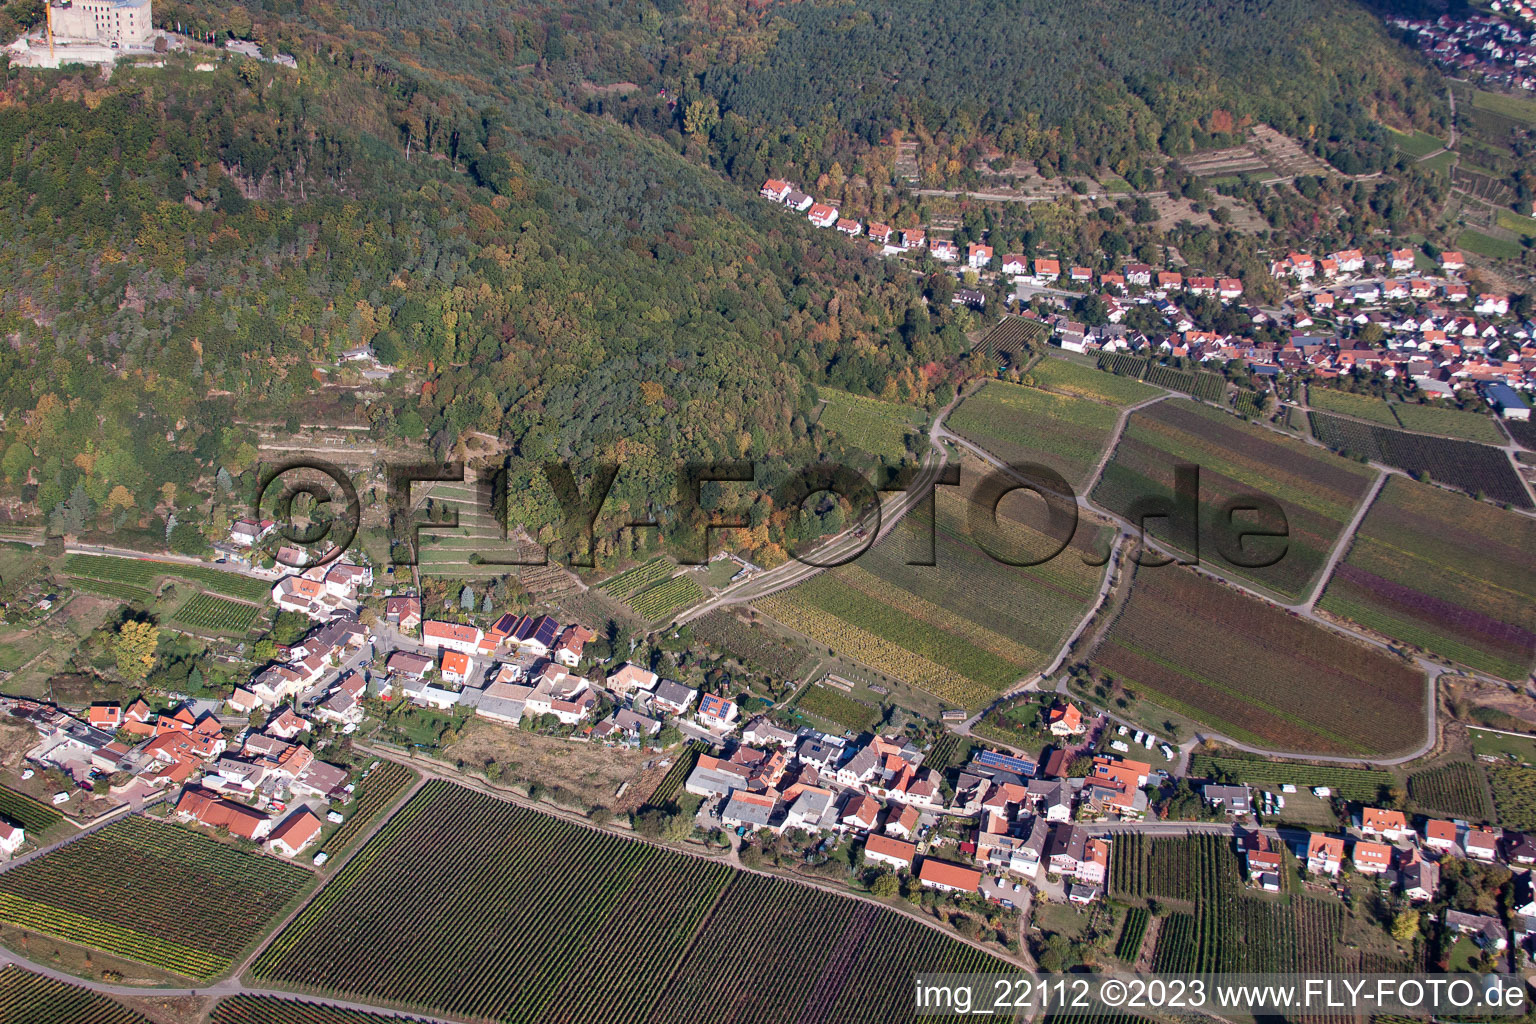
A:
[
  {"xmin": 1093, "ymin": 399, "xmax": 1377, "ymax": 600},
  {"xmin": 1090, "ymin": 566, "xmax": 1427, "ymax": 756},
  {"xmin": 1318, "ymin": 476, "xmax": 1536, "ymax": 680}
]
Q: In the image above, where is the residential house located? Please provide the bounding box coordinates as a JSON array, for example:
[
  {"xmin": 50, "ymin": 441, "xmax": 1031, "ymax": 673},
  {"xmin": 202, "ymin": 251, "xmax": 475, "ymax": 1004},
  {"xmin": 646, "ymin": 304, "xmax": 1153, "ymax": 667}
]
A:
[
  {"xmin": 507, "ymin": 614, "xmax": 561, "ymax": 657},
  {"xmin": 806, "ymin": 203, "xmax": 838, "ymax": 228},
  {"xmin": 1360, "ymin": 807, "xmax": 1410, "ymax": 842},
  {"xmin": 1445, "ymin": 909, "xmax": 1508, "ymax": 951},
  {"xmin": 722, "ymin": 791, "xmax": 779, "ymax": 833},
  {"xmin": 1506, "ymin": 832, "xmax": 1536, "ymax": 866},
  {"xmin": 1423, "ymin": 818, "xmax": 1458, "ymax": 852},
  {"xmin": 796, "ymin": 736, "xmax": 845, "ymax": 773},
  {"xmin": 836, "ymin": 217, "xmax": 862, "ymax": 236},
  {"xmin": 1351, "ymin": 843, "xmax": 1393, "ymax": 880},
  {"xmin": 741, "ymin": 716, "xmax": 795, "ymax": 748},
  {"xmin": 697, "ymin": 693, "xmax": 738, "ymax": 729},
  {"xmin": 1001, "ymin": 254, "xmax": 1027, "ymax": 276},
  {"xmin": 522, "ymin": 663, "xmax": 597, "ymax": 725},
  {"xmin": 0, "ymin": 821, "xmax": 23, "ymax": 856},
  {"xmin": 840, "ymin": 793, "xmax": 883, "ymax": 832},
  {"xmin": 422, "ymin": 621, "xmax": 483, "ymax": 656},
  {"xmin": 885, "ymin": 804, "xmax": 922, "ymax": 841},
  {"xmin": 760, "ymin": 178, "xmax": 792, "ymax": 203},
  {"xmin": 1244, "ymin": 835, "xmax": 1283, "ymax": 891},
  {"xmin": 1202, "ymin": 784, "xmax": 1252, "ymax": 816},
  {"xmin": 553, "ymin": 625, "xmax": 594, "ymax": 667},
  {"xmin": 606, "ymin": 663, "xmax": 659, "ymax": 696},
  {"xmin": 593, "ymin": 708, "xmax": 661, "ymax": 745},
  {"xmin": 968, "ymin": 244, "xmax": 994, "ymax": 269},
  {"xmin": 440, "ymin": 651, "xmax": 474, "ymax": 687},
  {"xmin": 384, "ymin": 596, "xmax": 422, "ymax": 632},
  {"xmin": 901, "ymin": 229, "xmax": 926, "ymax": 250},
  {"xmin": 266, "ymin": 707, "xmax": 310, "ymax": 740},
  {"xmin": 1306, "ymin": 834, "xmax": 1345, "ymax": 876},
  {"xmin": 267, "ymin": 808, "xmax": 323, "ymax": 857},
  {"xmin": 1440, "ymin": 250, "xmax": 1466, "ymax": 271},
  {"xmin": 651, "ymin": 680, "xmax": 699, "ymax": 717},
  {"xmin": 1218, "ymin": 278, "xmax": 1244, "ymax": 299},
  {"xmin": 784, "ymin": 191, "xmax": 814, "ymax": 212},
  {"xmin": 1399, "ymin": 853, "xmax": 1440, "ymax": 902},
  {"xmin": 784, "ymin": 787, "xmax": 837, "ymax": 831},
  {"xmin": 174, "ymin": 786, "xmax": 272, "ymax": 840},
  {"xmin": 918, "ymin": 858, "xmax": 981, "ymax": 894},
  {"xmin": 1075, "ymin": 838, "xmax": 1110, "ymax": 886},
  {"xmin": 229, "ymin": 517, "xmax": 276, "ymax": 547},
  {"xmin": 867, "ymin": 223, "xmax": 893, "ymax": 245},
  {"xmin": 1027, "ymin": 778, "xmax": 1073, "ymax": 822},
  {"xmin": 385, "ymin": 651, "xmax": 433, "ymax": 679},
  {"xmin": 1034, "ymin": 258, "xmax": 1061, "ymax": 282},
  {"xmin": 1045, "ymin": 701, "xmax": 1085, "ymax": 736},
  {"xmin": 953, "ymin": 288, "xmax": 985, "ymax": 309},
  {"xmin": 1046, "ymin": 823, "xmax": 1087, "ymax": 874},
  {"xmin": 1389, "ymin": 248, "xmax": 1416, "ymax": 272},
  {"xmin": 864, "ymin": 834, "xmax": 917, "ymax": 872},
  {"xmin": 1124, "ymin": 264, "xmax": 1152, "ymax": 287}
]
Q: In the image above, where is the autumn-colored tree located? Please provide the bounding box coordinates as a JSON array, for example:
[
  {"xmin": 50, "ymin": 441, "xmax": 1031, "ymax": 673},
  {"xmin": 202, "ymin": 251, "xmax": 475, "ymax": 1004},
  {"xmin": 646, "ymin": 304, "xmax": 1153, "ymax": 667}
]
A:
[{"xmin": 111, "ymin": 621, "xmax": 160, "ymax": 682}]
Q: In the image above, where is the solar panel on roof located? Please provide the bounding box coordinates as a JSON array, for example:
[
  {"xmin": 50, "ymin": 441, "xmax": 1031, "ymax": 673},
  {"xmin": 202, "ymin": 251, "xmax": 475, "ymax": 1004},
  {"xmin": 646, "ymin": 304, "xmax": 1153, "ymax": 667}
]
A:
[{"xmin": 973, "ymin": 749, "xmax": 1037, "ymax": 777}]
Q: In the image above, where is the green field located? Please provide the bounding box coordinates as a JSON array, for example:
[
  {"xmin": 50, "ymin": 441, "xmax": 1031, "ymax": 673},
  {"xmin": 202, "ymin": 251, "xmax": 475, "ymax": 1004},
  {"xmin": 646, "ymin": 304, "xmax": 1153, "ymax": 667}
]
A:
[
  {"xmin": 1092, "ymin": 567, "xmax": 1425, "ymax": 757},
  {"xmin": 1419, "ymin": 150, "xmax": 1456, "ymax": 175},
  {"xmin": 1388, "ymin": 402, "xmax": 1505, "ymax": 444},
  {"xmin": 1457, "ymin": 228, "xmax": 1523, "ymax": 261},
  {"xmin": 1028, "ymin": 356, "xmax": 1161, "ymax": 406},
  {"xmin": 1497, "ymin": 209, "xmax": 1536, "ymax": 238},
  {"xmin": 1306, "ymin": 387, "xmax": 1398, "ymax": 426},
  {"xmin": 167, "ymin": 593, "xmax": 263, "ymax": 634},
  {"xmin": 61, "ymin": 554, "xmax": 271, "ymax": 604},
  {"xmin": 1471, "ymin": 88, "xmax": 1536, "ymax": 124},
  {"xmin": 1093, "ymin": 398, "xmax": 1378, "ymax": 600},
  {"xmin": 65, "ymin": 577, "xmax": 155, "ymax": 603},
  {"xmin": 0, "ymin": 815, "xmax": 310, "ymax": 979},
  {"xmin": 253, "ymin": 780, "xmax": 1006, "ymax": 1023},
  {"xmin": 1318, "ymin": 476, "xmax": 1536, "ymax": 680},
  {"xmin": 1386, "ymin": 126, "xmax": 1444, "ymax": 159},
  {"xmin": 757, "ymin": 454, "xmax": 1109, "ymax": 709},
  {"xmin": 791, "ymin": 681, "xmax": 880, "ymax": 732},
  {"xmin": 948, "ymin": 379, "xmax": 1121, "ymax": 489},
  {"xmin": 1469, "ymin": 727, "xmax": 1536, "ymax": 766},
  {"xmin": 816, "ymin": 389, "xmax": 923, "ymax": 460}
]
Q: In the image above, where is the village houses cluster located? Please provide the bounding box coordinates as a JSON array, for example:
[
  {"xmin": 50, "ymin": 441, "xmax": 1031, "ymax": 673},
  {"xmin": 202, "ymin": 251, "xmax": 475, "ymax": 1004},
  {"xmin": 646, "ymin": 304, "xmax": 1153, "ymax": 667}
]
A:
[
  {"xmin": 761, "ymin": 176, "xmax": 1536, "ymax": 411},
  {"xmin": 1396, "ymin": 8, "xmax": 1536, "ymax": 96}
]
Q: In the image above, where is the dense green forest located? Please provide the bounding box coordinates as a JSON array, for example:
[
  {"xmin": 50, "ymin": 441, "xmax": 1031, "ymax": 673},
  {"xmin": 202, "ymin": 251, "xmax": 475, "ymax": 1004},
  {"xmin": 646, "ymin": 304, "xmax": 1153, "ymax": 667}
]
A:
[
  {"xmin": 0, "ymin": 47, "xmax": 961, "ymax": 564},
  {"xmin": 185, "ymin": 0, "xmax": 1446, "ymax": 187}
]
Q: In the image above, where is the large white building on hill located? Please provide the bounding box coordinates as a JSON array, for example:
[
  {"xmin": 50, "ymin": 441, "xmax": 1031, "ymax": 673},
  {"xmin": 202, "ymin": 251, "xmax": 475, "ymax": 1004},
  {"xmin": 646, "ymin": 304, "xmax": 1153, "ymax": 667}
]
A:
[{"xmin": 49, "ymin": 0, "xmax": 152, "ymax": 46}]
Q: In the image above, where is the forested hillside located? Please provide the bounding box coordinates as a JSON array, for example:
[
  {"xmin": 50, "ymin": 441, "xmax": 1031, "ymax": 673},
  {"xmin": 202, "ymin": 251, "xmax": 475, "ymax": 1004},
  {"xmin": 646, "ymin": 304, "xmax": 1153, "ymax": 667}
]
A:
[
  {"xmin": 0, "ymin": 46, "xmax": 955, "ymax": 563},
  {"xmin": 191, "ymin": 0, "xmax": 1446, "ymax": 187}
]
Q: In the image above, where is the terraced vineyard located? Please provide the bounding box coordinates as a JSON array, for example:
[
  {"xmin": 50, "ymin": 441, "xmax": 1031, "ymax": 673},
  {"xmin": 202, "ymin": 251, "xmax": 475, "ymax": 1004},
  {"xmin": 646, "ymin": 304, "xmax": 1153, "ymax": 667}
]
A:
[
  {"xmin": 1318, "ymin": 476, "xmax": 1536, "ymax": 680},
  {"xmin": 316, "ymin": 761, "xmax": 415, "ymax": 858},
  {"xmin": 976, "ymin": 314, "xmax": 1050, "ymax": 367},
  {"xmin": 627, "ymin": 576, "xmax": 704, "ymax": 622},
  {"xmin": 756, "ymin": 456, "xmax": 1109, "ymax": 709},
  {"xmin": 1093, "ymin": 399, "xmax": 1377, "ymax": 600},
  {"xmin": 61, "ymin": 554, "xmax": 271, "ymax": 603},
  {"xmin": 1096, "ymin": 353, "xmax": 1226, "ymax": 401},
  {"xmin": 0, "ymin": 815, "xmax": 309, "ymax": 979},
  {"xmin": 167, "ymin": 592, "xmax": 262, "ymax": 634},
  {"xmin": 254, "ymin": 781, "xmax": 1006, "ymax": 1023},
  {"xmin": 601, "ymin": 558, "xmax": 672, "ymax": 600},
  {"xmin": 792, "ymin": 681, "xmax": 881, "ymax": 732},
  {"xmin": 1407, "ymin": 763, "xmax": 1492, "ymax": 821},
  {"xmin": 816, "ymin": 389, "xmax": 923, "ymax": 459},
  {"xmin": 1091, "ymin": 568, "xmax": 1426, "ymax": 756},
  {"xmin": 1114, "ymin": 907, "xmax": 1150, "ymax": 961},
  {"xmin": 65, "ymin": 577, "xmax": 154, "ymax": 603},
  {"xmin": 1486, "ymin": 765, "xmax": 1536, "ymax": 830},
  {"xmin": 643, "ymin": 742, "xmax": 703, "ymax": 809},
  {"xmin": 1309, "ymin": 413, "xmax": 1531, "ymax": 509},
  {"xmin": 212, "ymin": 996, "xmax": 437, "ymax": 1023},
  {"xmin": 0, "ymin": 964, "xmax": 152, "ymax": 1024},
  {"xmin": 1187, "ymin": 755, "xmax": 1393, "ymax": 802},
  {"xmin": 414, "ymin": 480, "xmax": 537, "ymax": 578},
  {"xmin": 948, "ymin": 380, "xmax": 1122, "ymax": 489},
  {"xmin": 0, "ymin": 786, "xmax": 66, "ymax": 835},
  {"xmin": 1114, "ymin": 835, "xmax": 1343, "ymax": 974}
]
